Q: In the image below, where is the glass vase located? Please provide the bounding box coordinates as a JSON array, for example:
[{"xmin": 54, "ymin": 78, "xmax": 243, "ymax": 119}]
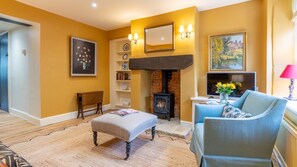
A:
[{"xmin": 220, "ymin": 93, "xmax": 229, "ymax": 104}]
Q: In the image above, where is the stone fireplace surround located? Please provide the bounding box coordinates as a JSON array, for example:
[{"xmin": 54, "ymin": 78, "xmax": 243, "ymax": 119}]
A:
[{"xmin": 129, "ymin": 55, "xmax": 193, "ymax": 119}]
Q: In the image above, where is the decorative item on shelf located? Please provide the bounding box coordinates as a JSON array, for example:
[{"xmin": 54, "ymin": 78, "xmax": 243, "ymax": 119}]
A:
[
  {"xmin": 122, "ymin": 62, "xmax": 128, "ymax": 70},
  {"xmin": 122, "ymin": 99, "xmax": 131, "ymax": 106},
  {"xmin": 128, "ymin": 33, "xmax": 138, "ymax": 44},
  {"xmin": 179, "ymin": 24, "xmax": 193, "ymax": 39},
  {"xmin": 215, "ymin": 82, "xmax": 236, "ymax": 104},
  {"xmin": 280, "ymin": 64, "xmax": 297, "ymax": 100},
  {"xmin": 122, "ymin": 42, "xmax": 130, "ymax": 51},
  {"xmin": 122, "ymin": 53, "xmax": 128, "ymax": 60},
  {"xmin": 121, "ymin": 83, "xmax": 129, "ymax": 90},
  {"xmin": 209, "ymin": 32, "xmax": 246, "ymax": 71},
  {"xmin": 116, "ymin": 72, "xmax": 130, "ymax": 80}
]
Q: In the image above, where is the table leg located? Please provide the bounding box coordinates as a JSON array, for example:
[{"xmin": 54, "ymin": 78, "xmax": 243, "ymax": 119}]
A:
[
  {"xmin": 151, "ymin": 126, "xmax": 156, "ymax": 141},
  {"xmin": 81, "ymin": 106, "xmax": 84, "ymax": 120},
  {"xmin": 124, "ymin": 141, "xmax": 131, "ymax": 160},
  {"xmin": 93, "ymin": 131, "xmax": 98, "ymax": 146},
  {"xmin": 96, "ymin": 103, "xmax": 99, "ymax": 114},
  {"xmin": 99, "ymin": 103, "xmax": 103, "ymax": 114},
  {"xmin": 77, "ymin": 105, "xmax": 81, "ymax": 118}
]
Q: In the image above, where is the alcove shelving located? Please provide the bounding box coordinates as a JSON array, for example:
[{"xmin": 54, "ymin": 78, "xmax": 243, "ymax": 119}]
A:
[{"xmin": 109, "ymin": 38, "xmax": 131, "ymax": 109}]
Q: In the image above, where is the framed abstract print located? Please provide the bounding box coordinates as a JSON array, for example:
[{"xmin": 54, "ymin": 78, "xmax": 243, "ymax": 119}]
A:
[{"xmin": 71, "ymin": 37, "xmax": 97, "ymax": 76}]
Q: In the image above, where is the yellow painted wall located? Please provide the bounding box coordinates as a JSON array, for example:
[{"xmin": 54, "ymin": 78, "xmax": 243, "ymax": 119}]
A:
[
  {"xmin": 0, "ymin": 0, "xmax": 110, "ymax": 118},
  {"xmin": 265, "ymin": 0, "xmax": 297, "ymax": 166},
  {"xmin": 131, "ymin": 7, "xmax": 196, "ymax": 57},
  {"xmin": 199, "ymin": 0, "xmax": 266, "ymax": 95},
  {"xmin": 130, "ymin": 7, "xmax": 198, "ymax": 122},
  {"xmin": 194, "ymin": 7, "xmax": 200, "ymax": 98},
  {"xmin": 130, "ymin": 70, "xmax": 141, "ymax": 109},
  {"xmin": 269, "ymin": 0, "xmax": 295, "ymax": 97},
  {"xmin": 108, "ymin": 26, "xmax": 131, "ymax": 40}
]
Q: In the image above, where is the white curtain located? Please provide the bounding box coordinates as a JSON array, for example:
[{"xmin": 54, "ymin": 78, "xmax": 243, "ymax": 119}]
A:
[
  {"xmin": 293, "ymin": 0, "xmax": 297, "ymax": 63},
  {"xmin": 292, "ymin": 0, "xmax": 297, "ymax": 22}
]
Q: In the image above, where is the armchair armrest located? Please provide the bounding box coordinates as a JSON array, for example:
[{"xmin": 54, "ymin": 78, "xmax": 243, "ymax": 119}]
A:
[
  {"xmin": 203, "ymin": 117, "xmax": 275, "ymax": 159},
  {"xmin": 194, "ymin": 104, "xmax": 224, "ymax": 123}
]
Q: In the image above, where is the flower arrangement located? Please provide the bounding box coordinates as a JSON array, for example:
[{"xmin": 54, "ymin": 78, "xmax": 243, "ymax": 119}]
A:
[
  {"xmin": 215, "ymin": 82, "xmax": 236, "ymax": 95},
  {"xmin": 234, "ymin": 82, "xmax": 242, "ymax": 88}
]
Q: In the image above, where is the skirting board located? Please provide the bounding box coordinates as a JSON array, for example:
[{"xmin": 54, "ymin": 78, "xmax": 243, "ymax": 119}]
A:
[
  {"xmin": 273, "ymin": 146, "xmax": 287, "ymax": 167},
  {"xmin": 9, "ymin": 104, "xmax": 111, "ymax": 126},
  {"xmin": 10, "ymin": 108, "xmax": 41, "ymax": 125}
]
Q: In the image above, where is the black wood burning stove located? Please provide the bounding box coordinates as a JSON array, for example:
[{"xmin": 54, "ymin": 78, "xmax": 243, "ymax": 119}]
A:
[{"xmin": 153, "ymin": 71, "xmax": 174, "ymax": 121}]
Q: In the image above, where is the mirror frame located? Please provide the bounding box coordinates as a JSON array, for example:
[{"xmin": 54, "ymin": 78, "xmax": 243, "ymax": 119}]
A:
[{"xmin": 144, "ymin": 23, "xmax": 174, "ymax": 53}]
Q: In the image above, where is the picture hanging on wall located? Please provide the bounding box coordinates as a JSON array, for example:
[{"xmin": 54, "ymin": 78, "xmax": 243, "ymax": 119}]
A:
[
  {"xmin": 209, "ymin": 32, "xmax": 246, "ymax": 71},
  {"xmin": 71, "ymin": 37, "xmax": 97, "ymax": 76}
]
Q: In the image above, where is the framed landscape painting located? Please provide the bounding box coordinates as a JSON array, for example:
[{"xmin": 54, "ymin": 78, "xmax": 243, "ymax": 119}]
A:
[
  {"xmin": 209, "ymin": 32, "xmax": 246, "ymax": 71},
  {"xmin": 71, "ymin": 37, "xmax": 97, "ymax": 76}
]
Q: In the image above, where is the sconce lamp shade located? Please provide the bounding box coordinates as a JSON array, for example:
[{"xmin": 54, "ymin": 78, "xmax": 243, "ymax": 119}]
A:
[
  {"xmin": 134, "ymin": 33, "xmax": 139, "ymax": 40},
  {"xmin": 187, "ymin": 24, "xmax": 193, "ymax": 32},
  {"xmin": 179, "ymin": 25, "xmax": 185, "ymax": 33},
  {"xmin": 128, "ymin": 34, "xmax": 133, "ymax": 41},
  {"xmin": 128, "ymin": 33, "xmax": 138, "ymax": 44},
  {"xmin": 280, "ymin": 64, "xmax": 297, "ymax": 79}
]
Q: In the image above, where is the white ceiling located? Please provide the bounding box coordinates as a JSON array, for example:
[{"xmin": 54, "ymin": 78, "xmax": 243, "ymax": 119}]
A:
[{"xmin": 16, "ymin": 0, "xmax": 250, "ymax": 31}]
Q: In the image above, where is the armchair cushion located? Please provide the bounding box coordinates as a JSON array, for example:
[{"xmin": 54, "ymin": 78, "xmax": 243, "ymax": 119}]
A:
[
  {"xmin": 241, "ymin": 92, "xmax": 277, "ymax": 116},
  {"xmin": 222, "ymin": 103, "xmax": 252, "ymax": 118}
]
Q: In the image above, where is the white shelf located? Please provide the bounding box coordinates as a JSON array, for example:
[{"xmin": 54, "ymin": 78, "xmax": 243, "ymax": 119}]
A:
[
  {"xmin": 110, "ymin": 38, "xmax": 132, "ymax": 109},
  {"xmin": 115, "ymin": 104, "xmax": 131, "ymax": 108},
  {"xmin": 116, "ymin": 60, "xmax": 129, "ymax": 63},
  {"xmin": 116, "ymin": 90, "xmax": 131, "ymax": 93},
  {"xmin": 117, "ymin": 70, "xmax": 131, "ymax": 72},
  {"xmin": 116, "ymin": 80, "xmax": 131, "ymax": 82}
]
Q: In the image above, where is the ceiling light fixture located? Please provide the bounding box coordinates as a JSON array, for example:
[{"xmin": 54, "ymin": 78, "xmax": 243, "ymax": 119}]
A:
[{"xmin": 92, "ymin": 2, "xmax": 97, "ymax": 8}]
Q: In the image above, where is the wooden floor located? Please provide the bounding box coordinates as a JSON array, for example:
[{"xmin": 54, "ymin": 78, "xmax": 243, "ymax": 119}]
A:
[
  {"xmin": 0, "ymin": 110, "xmax": 281, "ymax": 167},
  {"xmin": 0, "ymin": 110, "xmax": 99, "ymax": 147}
]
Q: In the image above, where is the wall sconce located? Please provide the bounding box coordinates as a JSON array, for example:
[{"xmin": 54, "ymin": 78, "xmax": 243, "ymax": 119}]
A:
[
  {"xmin": 128, "ymin": 33, "xmax": 139, "ymax": 44},
  {"xmin": 179, "ymin": 24, "xmax": 193, "ymax": 39}
]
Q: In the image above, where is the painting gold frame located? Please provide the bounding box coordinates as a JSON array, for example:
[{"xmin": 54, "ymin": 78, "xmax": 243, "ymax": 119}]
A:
[
  {"xmin": 209, "ymin": 32, "xmax": 246, "ymax": 71},
  {"xmin": 144, "ymin": 23, "xmax": 174, "ymax": 53}
]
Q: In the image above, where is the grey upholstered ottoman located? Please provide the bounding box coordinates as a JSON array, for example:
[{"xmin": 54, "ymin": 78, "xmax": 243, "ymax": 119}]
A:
[{"xmin": 91, "ymin": 110, "xmax": 157, "ymax": 160}]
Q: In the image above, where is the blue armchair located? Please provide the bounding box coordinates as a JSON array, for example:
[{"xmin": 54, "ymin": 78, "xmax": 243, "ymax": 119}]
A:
[{"xmin": 190, "ymin": 90, "xmax": 287, "ymax": 167}]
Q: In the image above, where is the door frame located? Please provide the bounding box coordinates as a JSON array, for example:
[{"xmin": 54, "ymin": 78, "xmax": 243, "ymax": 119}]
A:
[{"xmin": 0, "ymin": 31, "xmax": 11, "ymax": 112}]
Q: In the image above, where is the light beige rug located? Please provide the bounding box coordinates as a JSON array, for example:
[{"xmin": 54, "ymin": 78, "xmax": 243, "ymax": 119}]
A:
[{"xmin": 10, "ymin": 123, "xmax": 197, "ymax": 167}]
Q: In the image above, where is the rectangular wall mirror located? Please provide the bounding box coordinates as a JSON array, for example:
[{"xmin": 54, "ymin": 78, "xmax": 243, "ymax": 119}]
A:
[{"xmin": 144, "ymin": 23, "xmax": 174, "ymax": 53}]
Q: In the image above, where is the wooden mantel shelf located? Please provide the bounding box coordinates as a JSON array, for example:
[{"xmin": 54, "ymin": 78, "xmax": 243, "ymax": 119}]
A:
[{"xmin": 129, "ymin": 54, "xmax": 193, "ymax": 70}]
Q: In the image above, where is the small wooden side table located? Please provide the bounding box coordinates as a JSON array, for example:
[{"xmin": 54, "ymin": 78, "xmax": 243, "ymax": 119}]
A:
[{"xmin": 77, "ymin": 91, "xmax": 104, "ymax": 119}]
